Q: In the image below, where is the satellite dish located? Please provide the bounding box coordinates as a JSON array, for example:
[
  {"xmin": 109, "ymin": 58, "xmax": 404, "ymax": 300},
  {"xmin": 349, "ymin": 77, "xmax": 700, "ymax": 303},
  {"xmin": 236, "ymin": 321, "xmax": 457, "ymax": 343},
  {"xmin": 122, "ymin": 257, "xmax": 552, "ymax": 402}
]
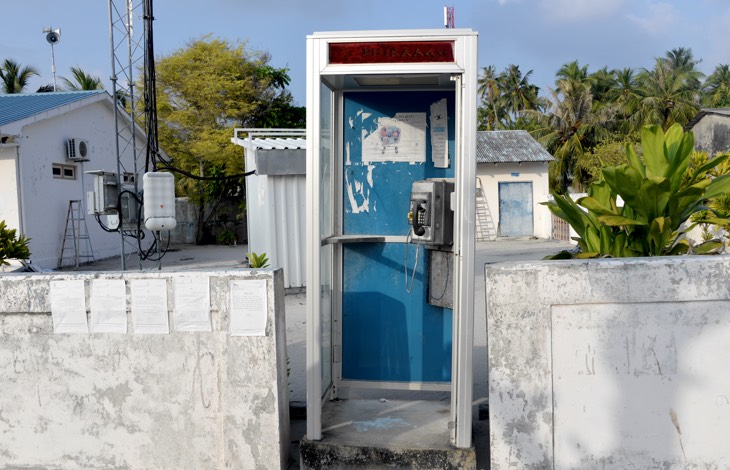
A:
[{"xmin": 45, "ymin": 29, "xmax": 61, "ymax": 45}]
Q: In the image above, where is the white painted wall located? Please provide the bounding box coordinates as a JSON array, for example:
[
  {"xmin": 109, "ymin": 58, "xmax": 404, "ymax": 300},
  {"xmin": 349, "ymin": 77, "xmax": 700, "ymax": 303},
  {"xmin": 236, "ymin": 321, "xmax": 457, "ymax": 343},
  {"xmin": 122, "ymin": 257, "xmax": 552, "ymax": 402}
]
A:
[
  {"xmin": 486, "ymin": 256, "xmax": 730, "ymax": 468},
  {"xmin": 0, "ymin": 146, "xmax": 21, "ymax": 230},
  {"xmin": 14, "ymin": 99, "xmax": 139, "ymax": 269},
  {"xmin": 0, "ymin": 269, "xmax": 289, "ymax": 469},
  {"xmin": 476, "ymin": 161, "xmax": 552, "ymax": 239}
]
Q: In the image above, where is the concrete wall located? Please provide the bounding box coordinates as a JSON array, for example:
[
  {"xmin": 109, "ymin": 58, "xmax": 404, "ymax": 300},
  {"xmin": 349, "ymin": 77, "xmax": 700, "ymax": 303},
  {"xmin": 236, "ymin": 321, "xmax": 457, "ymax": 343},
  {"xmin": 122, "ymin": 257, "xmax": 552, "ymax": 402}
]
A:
[
  {"xmin": 14, "ymin": 100, "xmax": 139, "ymax": 269},
  {"xmin": 486, "ymin": 256, "xmax": 730, "ymax": 469},
  {"xmin": 0, "ymin": 269, "xmax": 289, "ymax": 469},
  {"xmin": 477, "ymin": 161, "xmax": 552, "ymax": 239}
]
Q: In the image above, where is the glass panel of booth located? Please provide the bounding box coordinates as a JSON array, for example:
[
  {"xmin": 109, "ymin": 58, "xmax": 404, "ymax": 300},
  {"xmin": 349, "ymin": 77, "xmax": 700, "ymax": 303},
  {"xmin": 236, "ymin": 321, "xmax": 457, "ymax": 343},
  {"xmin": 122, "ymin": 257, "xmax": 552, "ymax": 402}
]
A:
[{"xmin": 319, "ymin": 80, "xmax": 334, "ymax": 397}]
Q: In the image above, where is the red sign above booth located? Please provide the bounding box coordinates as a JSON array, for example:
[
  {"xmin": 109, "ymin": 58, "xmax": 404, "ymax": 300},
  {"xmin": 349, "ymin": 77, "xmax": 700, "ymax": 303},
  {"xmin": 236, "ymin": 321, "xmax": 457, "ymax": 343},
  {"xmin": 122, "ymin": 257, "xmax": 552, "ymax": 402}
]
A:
[{"xmin": 329, "ymin": 41, "xmax": 455, "ymax": 65}]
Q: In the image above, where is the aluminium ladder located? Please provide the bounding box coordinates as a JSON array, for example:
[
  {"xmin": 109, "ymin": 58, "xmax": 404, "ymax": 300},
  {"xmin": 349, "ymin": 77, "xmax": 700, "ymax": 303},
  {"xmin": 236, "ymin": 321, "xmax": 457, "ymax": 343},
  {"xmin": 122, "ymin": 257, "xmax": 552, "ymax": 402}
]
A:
[
  {"xmin": 57, "ymin": 200, "xmax": 94, "ymax": 269},
  {"xmin": 475, "ymin": 178, "xmax": 497, "ymax": 241}
]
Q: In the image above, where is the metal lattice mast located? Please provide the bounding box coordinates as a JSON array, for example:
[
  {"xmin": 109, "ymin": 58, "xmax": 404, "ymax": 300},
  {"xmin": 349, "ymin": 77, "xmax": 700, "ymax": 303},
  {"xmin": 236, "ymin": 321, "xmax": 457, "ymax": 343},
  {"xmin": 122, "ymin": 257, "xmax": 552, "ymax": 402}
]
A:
[{"xmin": 108, "ymin": 0, "xmax": 146, "ymax": 270}]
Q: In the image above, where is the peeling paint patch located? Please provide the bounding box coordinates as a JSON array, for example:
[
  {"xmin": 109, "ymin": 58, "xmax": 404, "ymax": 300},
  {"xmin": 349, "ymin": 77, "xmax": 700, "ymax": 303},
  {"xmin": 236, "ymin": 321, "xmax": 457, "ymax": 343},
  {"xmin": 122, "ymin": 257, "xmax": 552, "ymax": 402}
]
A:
[
  {"xmin": 345, "ymin": 172, "xmax": 369, "ymax": 214},
  {"xmin": 348, "ymin": 116, "xmax": 354, "ymax": 129},
  {"xmin": 345, "ymin": 142, "xmax": 351, "ymax": 166},
  {"xmin": 366, "ymin": 164, "xmax": 375, "ymax": 187}
]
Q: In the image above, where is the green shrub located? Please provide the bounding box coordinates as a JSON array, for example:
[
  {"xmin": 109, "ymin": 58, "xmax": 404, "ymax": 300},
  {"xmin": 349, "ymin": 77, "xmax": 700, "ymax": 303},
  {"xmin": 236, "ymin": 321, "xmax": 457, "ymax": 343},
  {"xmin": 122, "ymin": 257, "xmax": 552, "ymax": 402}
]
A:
[
  {"xmin": 544, "ymin": 124, "xmax": 730, "ymax": 258},
  {"xmin": 247, "ymin": 251, "xmax": 269, "ymax": 268},
  {"xmin": 0, "ymin": 220, "xmax": 31, "ymax": 266}
]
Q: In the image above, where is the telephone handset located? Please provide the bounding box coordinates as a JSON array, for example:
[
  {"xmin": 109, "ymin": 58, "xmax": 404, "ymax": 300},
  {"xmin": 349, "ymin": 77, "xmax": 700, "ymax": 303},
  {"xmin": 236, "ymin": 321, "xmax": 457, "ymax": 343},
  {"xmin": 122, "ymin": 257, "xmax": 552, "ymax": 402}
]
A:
[{"xmin": 408, "ymin": 195, "xmax": 431, "ymax": 237}]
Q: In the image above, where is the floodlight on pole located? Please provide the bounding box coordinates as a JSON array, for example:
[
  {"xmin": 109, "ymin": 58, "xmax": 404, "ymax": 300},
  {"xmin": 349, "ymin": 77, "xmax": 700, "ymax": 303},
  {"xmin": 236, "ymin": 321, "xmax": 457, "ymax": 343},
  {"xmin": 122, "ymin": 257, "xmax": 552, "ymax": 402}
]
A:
[{"xmin": 42, "ymin": 27, "xmax": 61, "ymax": 91}]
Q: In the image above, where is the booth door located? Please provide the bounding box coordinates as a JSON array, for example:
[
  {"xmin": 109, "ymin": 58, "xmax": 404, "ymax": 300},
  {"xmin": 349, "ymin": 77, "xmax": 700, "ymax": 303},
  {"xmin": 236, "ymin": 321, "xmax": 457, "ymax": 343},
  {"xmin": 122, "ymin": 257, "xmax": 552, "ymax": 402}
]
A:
[{"xmin": 339, "ymin": 90, "xmax": 455, "ymax": 385}]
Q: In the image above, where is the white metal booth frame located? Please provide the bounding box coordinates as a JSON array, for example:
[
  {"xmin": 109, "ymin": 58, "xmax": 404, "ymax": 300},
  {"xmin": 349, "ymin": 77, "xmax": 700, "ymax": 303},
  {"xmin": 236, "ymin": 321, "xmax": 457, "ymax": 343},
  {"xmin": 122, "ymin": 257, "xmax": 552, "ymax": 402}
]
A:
[{"xmin": 305, "ymin": 29, "xmax": 478, "ymax": 448}]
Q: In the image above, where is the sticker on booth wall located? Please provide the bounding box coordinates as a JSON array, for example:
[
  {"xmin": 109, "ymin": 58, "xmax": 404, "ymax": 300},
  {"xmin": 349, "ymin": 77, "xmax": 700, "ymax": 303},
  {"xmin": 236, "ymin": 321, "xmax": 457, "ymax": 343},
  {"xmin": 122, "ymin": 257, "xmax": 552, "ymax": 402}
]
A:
[
  {"xmin": 362, "ymin": 112, "xmax": 426, "ymax": 164},
  {"xmin": 430, "ymin": 98, "xmax": 449, "ymax": 168}
]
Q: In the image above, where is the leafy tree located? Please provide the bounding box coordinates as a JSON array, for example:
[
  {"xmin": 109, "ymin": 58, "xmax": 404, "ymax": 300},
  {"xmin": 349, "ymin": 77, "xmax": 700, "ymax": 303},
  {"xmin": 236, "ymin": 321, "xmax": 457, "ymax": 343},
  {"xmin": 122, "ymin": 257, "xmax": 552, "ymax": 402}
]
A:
[
  {"xmin": 36, "ymin": 84, "xmax": 55, "ymax": 93},
  {"xmin": 703, "ymin": 64, "xmax": 730, "ymax": 107},
  {"xmin": 154, "ymin": 36, "xmax": 302, "ymax": 243},
  {"xmin": 0, "ymin": 59, "xmax": 38, "ymax": 93},
  {"xmin": 61, "ymin": 66, "xmax": 104, "ymax": 91}
]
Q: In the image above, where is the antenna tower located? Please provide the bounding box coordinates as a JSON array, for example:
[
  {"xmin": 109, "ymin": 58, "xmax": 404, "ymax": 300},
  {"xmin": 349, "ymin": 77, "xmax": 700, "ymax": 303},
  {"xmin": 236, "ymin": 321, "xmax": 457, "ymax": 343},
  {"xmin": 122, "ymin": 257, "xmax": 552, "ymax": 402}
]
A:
[{"xmin": 107, "ymin": 0, "xmax": 146, "ymax": 270}]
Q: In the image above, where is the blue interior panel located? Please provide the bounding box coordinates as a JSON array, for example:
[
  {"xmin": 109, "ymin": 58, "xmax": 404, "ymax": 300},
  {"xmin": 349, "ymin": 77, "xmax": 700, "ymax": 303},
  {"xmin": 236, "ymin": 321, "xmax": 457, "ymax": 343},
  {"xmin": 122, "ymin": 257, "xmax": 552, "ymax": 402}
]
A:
[{"xmin": 341, "ymin": 90, "xmax": 455, "ymax": 383}]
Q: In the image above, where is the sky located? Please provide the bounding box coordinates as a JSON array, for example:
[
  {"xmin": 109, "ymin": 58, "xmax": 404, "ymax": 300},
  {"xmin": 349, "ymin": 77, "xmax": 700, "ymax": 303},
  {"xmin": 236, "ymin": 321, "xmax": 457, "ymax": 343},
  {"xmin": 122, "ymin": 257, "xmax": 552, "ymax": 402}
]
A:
[{"xmin": 2, "ymin": 0, "xmax": 730, "ymax": 106}]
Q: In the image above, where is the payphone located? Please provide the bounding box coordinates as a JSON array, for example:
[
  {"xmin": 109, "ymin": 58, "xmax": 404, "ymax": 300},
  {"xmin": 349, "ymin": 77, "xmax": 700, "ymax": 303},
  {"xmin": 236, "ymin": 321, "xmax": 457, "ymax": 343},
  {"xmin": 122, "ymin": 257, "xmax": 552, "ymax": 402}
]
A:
[
  {"xmin": 305, "ymin": 29, "xmax": 477, "ymax": 449},
  {"xmin": 408, "ymin": 178, "xmax": 454, "ymax": 246}
]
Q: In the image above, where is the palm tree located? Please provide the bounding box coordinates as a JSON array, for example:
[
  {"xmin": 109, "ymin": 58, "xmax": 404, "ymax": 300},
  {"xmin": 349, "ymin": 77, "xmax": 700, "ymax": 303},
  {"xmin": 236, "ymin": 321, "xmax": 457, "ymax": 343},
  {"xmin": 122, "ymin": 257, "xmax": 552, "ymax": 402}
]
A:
[
  {"xmin": 0, "ymin": 59, "xmax": 39, "ymax": 93},
  {"xmin": 555, "ymin": 60, "xmax": 590, "ymax": 86},
  {"xmin": 611, "ymin": 68, "xmax": 642, "ymax": 134},
  {"xmin": 499, "ymin": 64, "xmax": 540, "ymax": 123},
  {"xmin": 478, "ymin": 65, "xmax": 502, "ymax": 130},
  {"xmin": 534, "ymin": 80, "xmax": 615, "ymax": 193},
  {"xmin": 662, "ymin": 47, "xmax": 704, "ymax": 92},
  {"xmin": 61, "ymin": 66, "xmax": 104, "ymax": 91},
  {"xmin": 703, "ymin": 64, "xmax": 730, "ymax": 107},
  {"xmin": 634, "ymin": 57, "xmax": 700, "ymax": 129}
]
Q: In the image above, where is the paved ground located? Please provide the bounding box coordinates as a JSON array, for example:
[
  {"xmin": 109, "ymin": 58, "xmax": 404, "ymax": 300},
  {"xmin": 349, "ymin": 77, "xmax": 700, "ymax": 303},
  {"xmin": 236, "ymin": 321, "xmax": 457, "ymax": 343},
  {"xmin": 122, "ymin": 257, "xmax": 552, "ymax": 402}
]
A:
[{"xmin": 57, "ymin": 237, "xmax": 573, "ymax": 469}]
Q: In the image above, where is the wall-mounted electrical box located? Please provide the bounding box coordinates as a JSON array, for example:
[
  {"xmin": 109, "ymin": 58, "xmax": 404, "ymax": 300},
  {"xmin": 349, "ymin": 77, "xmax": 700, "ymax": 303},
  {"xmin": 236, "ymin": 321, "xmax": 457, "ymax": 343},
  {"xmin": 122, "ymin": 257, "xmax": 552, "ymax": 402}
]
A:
[
  {"xmin": 85, "ymin": 170, "xmax": 118, "ymax": 215},
  {"xmin": 143, "ymin": 172, "xmax": 176, "ymax": 231}
]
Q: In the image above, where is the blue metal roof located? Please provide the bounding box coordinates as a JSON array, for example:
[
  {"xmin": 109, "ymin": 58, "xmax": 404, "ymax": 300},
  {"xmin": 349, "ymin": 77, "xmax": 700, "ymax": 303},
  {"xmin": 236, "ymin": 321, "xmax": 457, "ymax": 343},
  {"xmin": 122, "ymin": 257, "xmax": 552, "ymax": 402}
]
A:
[{"xmin": 0, "ymin": 91, "xmax": 106, "ymax": 127}]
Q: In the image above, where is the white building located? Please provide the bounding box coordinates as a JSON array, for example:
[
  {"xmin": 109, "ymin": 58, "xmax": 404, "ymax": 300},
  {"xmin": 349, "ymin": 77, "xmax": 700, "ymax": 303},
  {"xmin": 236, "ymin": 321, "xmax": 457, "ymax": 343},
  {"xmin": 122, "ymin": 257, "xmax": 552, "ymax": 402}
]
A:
[
  {"xmin": 0, "ymin": 91, "xmax": 143, "ymax": 269},
  {"xmin": 476, "ymin": 130, "xmax": 554, "ymax": 239}
]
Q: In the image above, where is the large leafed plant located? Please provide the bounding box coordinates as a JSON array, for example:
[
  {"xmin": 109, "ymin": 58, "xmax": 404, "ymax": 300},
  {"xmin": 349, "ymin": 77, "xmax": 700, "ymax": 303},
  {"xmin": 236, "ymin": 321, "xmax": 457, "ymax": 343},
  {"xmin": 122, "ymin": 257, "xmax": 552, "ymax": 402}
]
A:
[{"xmin": 545, "ymin": 124, "xmax": 730, "ymax": 258}]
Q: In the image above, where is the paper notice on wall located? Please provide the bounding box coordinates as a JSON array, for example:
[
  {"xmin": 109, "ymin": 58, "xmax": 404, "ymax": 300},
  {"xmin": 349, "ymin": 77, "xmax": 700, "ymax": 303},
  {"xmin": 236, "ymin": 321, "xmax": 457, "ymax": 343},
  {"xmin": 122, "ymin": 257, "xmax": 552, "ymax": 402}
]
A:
[
  {"xmin": 172, "ymin": 276, "xmax": 212, "ymax": 332},
  {"xmin": 362, "ymin": 112, "xmax": 426, "ymax": 164},
  {"xmin": 229, "ymin": 279, "xmax": 267, "ymax": 336},
  {"xmin": 430, "ymin": 99, "xmax": 449, "ymax": 168},
  {"xmin": 50, "ymin": 279, "xmax": 88, "ymax": 333},
  {"xmin": 90, "ymin": 279, "xmax": 127, "ymax": 333},
  {"xmin": 130, "ymin": 279, "xmax": 169, "ymax": 334}
]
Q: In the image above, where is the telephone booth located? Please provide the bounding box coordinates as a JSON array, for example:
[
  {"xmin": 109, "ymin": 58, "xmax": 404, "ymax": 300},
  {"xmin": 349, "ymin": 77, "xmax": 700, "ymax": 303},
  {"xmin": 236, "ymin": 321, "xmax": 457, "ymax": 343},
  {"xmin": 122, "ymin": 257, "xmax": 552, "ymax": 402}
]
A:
[{"xmin": 305, "ymin": 29, "xmax": 478, "ymax": 450}]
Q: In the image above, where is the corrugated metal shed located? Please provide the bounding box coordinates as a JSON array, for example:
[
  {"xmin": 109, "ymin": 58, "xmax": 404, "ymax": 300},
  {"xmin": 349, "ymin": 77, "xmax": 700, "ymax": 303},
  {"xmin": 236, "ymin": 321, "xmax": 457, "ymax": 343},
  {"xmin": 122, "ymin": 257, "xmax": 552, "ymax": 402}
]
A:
[
  {"xmin": 231, "ymin": 129, "xmax": 307, "ymax": 289},
  {"xmin": 0, "ymin": 91, "xmax": 106, "ymax": 127},
  {"xmin": 476, "ymin": 130, "xmax": 554, "ymax": 164}
]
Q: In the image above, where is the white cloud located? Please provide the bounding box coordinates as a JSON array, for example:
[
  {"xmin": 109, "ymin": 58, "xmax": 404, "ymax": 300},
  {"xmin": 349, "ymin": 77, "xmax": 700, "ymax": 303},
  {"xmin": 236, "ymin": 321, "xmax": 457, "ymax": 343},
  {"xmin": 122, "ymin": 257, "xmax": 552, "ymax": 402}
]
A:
[
  {"xmin": 539, "ymin": 0, "xmax": 628, "ymax": 22},
  {"xmin": 626, "ymin": 1, "xmax": 678, "ymax": 35}
]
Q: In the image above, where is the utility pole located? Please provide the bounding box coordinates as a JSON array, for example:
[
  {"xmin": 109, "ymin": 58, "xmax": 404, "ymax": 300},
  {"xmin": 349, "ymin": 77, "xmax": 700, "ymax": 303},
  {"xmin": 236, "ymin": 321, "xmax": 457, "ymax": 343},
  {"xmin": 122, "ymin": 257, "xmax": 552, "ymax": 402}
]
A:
[{"xmin": 42, "ymin": 27, "xmax": 61, "ymax": 91}]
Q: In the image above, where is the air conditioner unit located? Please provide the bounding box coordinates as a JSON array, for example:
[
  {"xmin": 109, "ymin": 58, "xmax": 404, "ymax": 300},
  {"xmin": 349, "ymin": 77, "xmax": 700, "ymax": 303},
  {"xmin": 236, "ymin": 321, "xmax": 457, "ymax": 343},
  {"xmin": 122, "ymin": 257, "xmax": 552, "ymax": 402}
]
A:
[{"xmin": 66, "ymin": 138, "xmax": 90, "ymax": 161}]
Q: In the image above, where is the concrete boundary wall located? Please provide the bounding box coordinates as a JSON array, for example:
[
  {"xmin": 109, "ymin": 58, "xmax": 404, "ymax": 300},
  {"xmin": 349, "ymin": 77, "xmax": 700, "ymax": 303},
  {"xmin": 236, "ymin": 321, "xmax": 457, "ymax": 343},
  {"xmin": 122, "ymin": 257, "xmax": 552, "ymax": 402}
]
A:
[
  {"xmin": 0, "ymin": 269, "xmax": 289, "ymax": 469},
  {"xmin": 486, "ymin": 256, "xmax": 730, "ymax": 469}
]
